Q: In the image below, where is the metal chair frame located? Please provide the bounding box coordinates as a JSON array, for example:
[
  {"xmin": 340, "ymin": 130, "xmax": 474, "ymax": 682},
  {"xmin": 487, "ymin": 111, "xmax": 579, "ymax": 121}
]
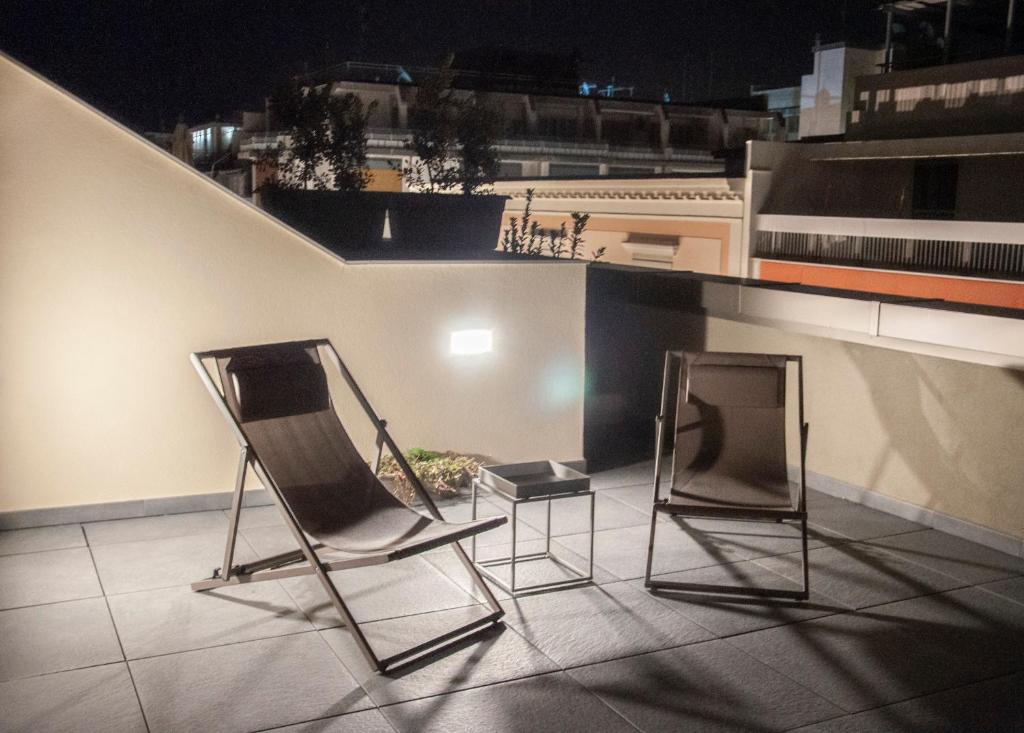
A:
[
  {"xmin": 644, "ymin": 350, "xmax": 811, "ymax": 601},
  {"xmin": 189, "ymin": 338, "xmax": 504, "ymax": 673}
]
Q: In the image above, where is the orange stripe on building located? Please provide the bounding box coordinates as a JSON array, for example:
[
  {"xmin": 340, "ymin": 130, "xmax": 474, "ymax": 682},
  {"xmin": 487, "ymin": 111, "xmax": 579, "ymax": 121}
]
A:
[{"xmin": 759, "ymin": 261, "xmax": 1024, "ymax": 310}]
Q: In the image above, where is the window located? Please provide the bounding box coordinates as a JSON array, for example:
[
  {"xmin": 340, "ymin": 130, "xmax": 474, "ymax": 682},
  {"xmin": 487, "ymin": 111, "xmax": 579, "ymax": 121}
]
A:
[{"xmin": 912, "ymin": 160, "xmax": 958, "ymax": 219}]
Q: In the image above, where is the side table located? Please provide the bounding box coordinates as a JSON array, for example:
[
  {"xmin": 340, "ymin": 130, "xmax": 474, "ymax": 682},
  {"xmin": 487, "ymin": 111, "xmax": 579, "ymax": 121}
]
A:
[{"xmin": 470, "ymin": 460, "xmax": 594, "ymax": 595}]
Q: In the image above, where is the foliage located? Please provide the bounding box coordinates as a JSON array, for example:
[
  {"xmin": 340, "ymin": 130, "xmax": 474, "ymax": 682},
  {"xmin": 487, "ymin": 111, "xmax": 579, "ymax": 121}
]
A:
[
  {"xmin": 268, "ymin": 80, "xmax": 374, "ymax": 191},
  {"xmin": 500, "ymin": 189, "xmax": 601, "ymax": 260},
  {"xmin": 400, "ymin": 55, "xmax": 499, "ymax": 194},
  {"xmin": 377, "ymin": 449, "xmax": 481, "ymax": 504}
]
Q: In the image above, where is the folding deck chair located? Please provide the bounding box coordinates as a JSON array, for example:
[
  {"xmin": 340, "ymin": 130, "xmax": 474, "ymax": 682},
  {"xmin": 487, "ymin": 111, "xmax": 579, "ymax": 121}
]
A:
[
  {"xmin": 189, "ymin": 339, "xmax": 507, "ymax": 672},
  {"xmin": 644, "ymin": 351, "xmax": 810, "ymax": 600}
]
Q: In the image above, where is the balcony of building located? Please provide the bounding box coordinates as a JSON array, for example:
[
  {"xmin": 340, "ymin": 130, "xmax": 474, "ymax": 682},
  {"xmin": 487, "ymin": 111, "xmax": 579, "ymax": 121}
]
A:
[{"xmin": 4, "ymin": 52, "xmax": 1024, "ymax": 733}]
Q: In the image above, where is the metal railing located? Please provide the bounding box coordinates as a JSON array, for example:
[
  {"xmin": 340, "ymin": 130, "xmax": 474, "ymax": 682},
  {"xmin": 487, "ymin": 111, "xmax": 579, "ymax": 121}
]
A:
[{"xmin": 755, "ymin": 230, "xmax": 1024, "ymax": 281}]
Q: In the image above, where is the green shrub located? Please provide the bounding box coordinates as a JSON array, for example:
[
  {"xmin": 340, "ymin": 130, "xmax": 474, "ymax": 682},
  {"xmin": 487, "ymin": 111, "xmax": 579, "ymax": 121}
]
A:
[{"xmin": 377, "ymin": 449, "xmax": 480, "ymax": 504}]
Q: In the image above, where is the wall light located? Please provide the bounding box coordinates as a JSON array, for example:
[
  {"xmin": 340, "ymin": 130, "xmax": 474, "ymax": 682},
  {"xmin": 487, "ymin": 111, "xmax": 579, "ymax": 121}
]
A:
[{"xmin": 450, "ymin": 329, "xmax": 493, "ymax": 355}]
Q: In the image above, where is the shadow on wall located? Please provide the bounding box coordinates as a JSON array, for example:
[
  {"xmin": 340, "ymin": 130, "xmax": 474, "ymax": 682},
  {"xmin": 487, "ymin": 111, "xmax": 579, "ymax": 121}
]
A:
[
  {"xmin": 583, "ymin": 266, "xmax": 707, "ymax": 471},
  {"xmin": 843, "ymin": 340, "xmax": 1024, "ymax": 529}
]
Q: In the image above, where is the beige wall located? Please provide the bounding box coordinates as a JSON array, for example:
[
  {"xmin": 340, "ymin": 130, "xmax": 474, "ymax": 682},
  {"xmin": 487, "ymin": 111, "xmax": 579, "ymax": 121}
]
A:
[
  {"xmin": 0, "ymin": 56, "xmax": 586, "ymax": 513},
  {"xmin": 703, "ymin": 317, "xmax": 1024, "ymax": 540}
]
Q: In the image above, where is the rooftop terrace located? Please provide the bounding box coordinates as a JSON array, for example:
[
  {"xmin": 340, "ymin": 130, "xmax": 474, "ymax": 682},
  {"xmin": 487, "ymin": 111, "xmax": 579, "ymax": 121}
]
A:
[{"xmin": 3, "ymin": 460, "xmax": 1024, "ymax": 732}]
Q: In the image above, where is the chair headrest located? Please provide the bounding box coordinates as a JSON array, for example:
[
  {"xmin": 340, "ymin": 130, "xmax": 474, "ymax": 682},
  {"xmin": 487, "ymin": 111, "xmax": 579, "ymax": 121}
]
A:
[{"xmin": 221, "ymin": 344, "xmax": 330, "ymax": 422}]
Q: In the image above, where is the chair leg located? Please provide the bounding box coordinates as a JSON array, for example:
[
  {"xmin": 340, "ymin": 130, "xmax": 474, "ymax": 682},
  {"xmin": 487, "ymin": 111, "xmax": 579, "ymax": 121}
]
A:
[
  {"xmin": 799, "ymin": 516, "xmax": 810, "ymax": 600},
  {"xmin": 219, "ymin": 448, "xmax": 248, "ymax": 581},
  {"xmin": 643, "ymin": 508, "xmax": 659, "ymax": 586}
]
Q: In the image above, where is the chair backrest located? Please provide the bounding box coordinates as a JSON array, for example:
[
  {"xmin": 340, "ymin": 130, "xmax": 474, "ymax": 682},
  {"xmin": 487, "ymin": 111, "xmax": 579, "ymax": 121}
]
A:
[
  {"xmin": 214, "ymin": 342, "xmax": 406, "ymax": 537},
  {"xmin": 672, "ymin": 352, "xmax": 794, "ymax": 507}
]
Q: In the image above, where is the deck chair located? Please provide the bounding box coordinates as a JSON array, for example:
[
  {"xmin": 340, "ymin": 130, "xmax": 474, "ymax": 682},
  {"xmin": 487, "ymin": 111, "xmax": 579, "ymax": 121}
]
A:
[
  {"xmin": 644, "ymin": 351, "xmax": 810, "ymax": 600},
  {"xmin": 189, "ymin": 339, "xmax": 506, "ymax": 672}
]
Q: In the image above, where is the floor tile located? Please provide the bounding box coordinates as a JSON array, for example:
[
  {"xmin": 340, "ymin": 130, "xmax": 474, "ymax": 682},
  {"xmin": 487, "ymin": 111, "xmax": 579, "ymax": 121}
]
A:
[
  {"xmin": 225, "ymin": 504, "xmax": 285, "ymax": 530},
  {"xmin": 678, "ymin": 516, "xmax": 837, "ymax": 558},
  {"xmin": 977, "ymin": 575, "xmax": 1024, "ymax": 607},
  {"xmin": 589, "ymin": 459, "xmax": 666, "ymax": 491},
  {"xmin": 788, "ymin": 671, "xmax": 1024, "ymax": 732},
  {"xmin": 321, "ymin": 605, "xmax": 559, "ymax": 706},
  {"xmin": 108, "ymin": 581, "xmax": 313, "ymax": 659},
  {"xmin": 0, "ymin": 547, "xmax": 102, "ymax": 609},
  {"xmin": 753, "ymin": 542, "xmax": 965, "ymax": 610},
  {"xmin": 805, "ymin": 492, "xmax": 925, "ymax": 542},
  {"xmin": 0, "ymin": 524, "xmax": 85, "ymax": 556},
  {"xmin": 84, "ymin": 510, "xmax": 228, "ymax": 545},
  {"xmin": 0, "ymin": 663, "xmax": 146, "ymax": 733},
  {"xmin": 559, "ymin": 523, "xmax": 749, "ymax": 581},
  {"xmin": 131, "ymin": 632, "xmax": 369, "ymax": 732},
  {"xmin": 382, "ymin": 671, "xmax": 637, "ymax": 733},
  {"xmin": 511, "ymin": 492, "xmax": 649, "ymax": 537},
  {"xmin": 502, "ymin": 580, "xmax": 712, "ymax": 668},
  {"xmin": 264, "ymin": 709, "xmax": 396, "ymax": 732},
  {"xmin": 0, "ymin": 597, "xmax": 123, "ymax": 681},
  {"xmin": 599, "ymin": 483, "xmax": 659, "ymax": 513},
  {"xmin": 864, "ymin": 529, "xmax": 1024, "ymax": 585},
  {"xmin": 729, "ymin": 586, "xmax": 1024, "ymax": 713},
  {"xmin": 467, "ymin": 536, "xmax": 617, "ymax": 593},
  {"xmin": 438, "ymin": 497, "xmax": 545, "ymax": 547},
  {"xmin": 647, "ymin": 560, "xmax": 842, "ymax": 637},
  {"xmin": 569, "ymin": 638, "xmax": 842, "ymax": 732},
  {"xmin": 91, "ymin": 531, "xmax": 258, "ymax": 595}
]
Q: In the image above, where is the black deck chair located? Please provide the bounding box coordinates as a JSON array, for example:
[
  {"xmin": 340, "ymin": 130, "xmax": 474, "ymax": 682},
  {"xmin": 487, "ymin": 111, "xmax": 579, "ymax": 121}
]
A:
[
  {"xmin": 644, "ymin": 351, "xmax": 810, "ymax": 600},
  {"xmin": 189, "ymin": 339, "xmax": 506, "ymax": 672}
]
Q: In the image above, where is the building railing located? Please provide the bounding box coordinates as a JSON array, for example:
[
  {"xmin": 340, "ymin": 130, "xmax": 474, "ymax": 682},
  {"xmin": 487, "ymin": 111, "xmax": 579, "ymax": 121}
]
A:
[{"xmin": 755, "ymin": 230, "xmax": 1024, "ymax": 281}]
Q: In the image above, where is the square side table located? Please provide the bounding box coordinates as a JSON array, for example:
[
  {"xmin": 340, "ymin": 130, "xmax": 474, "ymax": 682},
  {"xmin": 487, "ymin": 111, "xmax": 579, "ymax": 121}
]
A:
[{"xmin": 470, "ymin": 462, "xmax": 594, "ymax": 595}]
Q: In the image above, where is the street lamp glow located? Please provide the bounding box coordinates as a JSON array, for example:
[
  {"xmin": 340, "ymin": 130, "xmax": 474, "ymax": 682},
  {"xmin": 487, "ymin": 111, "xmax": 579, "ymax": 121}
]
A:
[{"xmin": 450, "ymin": 329, "xmax": 492, "ymax": 355}]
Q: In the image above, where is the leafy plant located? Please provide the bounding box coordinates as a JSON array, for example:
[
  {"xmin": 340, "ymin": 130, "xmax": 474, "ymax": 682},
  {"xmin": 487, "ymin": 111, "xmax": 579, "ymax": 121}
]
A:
[
  {"xmin": 500, "ymin": 188, "xmax": 601, "ymax": 260},
  {"xmin": 377, "ymin": 449, "xmax": 481, "ymax": 504},
  {"xmin": 267, "ymin": 80, "xmax": 374, "ymax": 192}
]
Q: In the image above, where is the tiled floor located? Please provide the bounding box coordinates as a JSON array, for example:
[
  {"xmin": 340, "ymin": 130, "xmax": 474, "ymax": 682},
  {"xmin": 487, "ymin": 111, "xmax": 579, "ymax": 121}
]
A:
[{"xmin": 2, "ymin": 461, "xmax": 1023, "ymax": 732}]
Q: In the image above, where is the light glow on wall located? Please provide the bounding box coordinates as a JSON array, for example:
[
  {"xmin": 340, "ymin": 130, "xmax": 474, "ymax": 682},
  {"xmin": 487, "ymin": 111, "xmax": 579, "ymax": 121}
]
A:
[{"xmin": 450, "ymin": 329, "xmax": 493, "ymax": 355}]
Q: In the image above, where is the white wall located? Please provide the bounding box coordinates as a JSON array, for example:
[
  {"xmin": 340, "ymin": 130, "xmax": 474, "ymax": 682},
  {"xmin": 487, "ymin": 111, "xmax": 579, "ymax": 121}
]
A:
[{"xmin": 0, "ymin": 55, "xmax": 586, "ymax": 513}]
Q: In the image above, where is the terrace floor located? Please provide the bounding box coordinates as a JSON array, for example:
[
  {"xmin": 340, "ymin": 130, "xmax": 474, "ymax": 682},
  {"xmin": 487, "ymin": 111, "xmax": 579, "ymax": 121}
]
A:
[{"xmin": 2, "ymin": 461, "xmax": 1023, "ymax": 732}]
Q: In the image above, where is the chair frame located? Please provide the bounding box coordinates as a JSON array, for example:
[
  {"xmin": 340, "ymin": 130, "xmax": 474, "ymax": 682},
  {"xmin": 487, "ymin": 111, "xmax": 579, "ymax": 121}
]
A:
[
  {"xmin": 189, "ymin": 338, "xmax": 504, "ymax": 673},
  {"xmin": 643, "ymin": 350, "xmax": 810, "ymax": 600}
]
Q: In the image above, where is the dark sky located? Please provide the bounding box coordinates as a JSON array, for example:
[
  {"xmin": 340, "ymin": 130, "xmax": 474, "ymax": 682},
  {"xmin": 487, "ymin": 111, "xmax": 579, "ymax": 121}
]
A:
[{"xmin": 1, "ymin": 1, "xmax": 891, "ymax": 131}]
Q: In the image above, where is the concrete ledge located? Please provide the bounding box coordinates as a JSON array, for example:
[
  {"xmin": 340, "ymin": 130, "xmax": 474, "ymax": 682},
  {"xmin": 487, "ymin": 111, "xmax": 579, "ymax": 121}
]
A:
[{"xmin": 803, "ymin": 468, "xmax": 1024, "ymax": 560}]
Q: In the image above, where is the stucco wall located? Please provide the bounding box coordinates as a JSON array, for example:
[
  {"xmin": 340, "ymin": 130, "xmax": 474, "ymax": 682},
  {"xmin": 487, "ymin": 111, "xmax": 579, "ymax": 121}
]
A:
[
  {"xmin": 703, "ymin": 317, "xmax": 1024, "ymax": 540},
  {"xmin": 0, "ymin": 56, "xmax": 586, "ymax": 513}
]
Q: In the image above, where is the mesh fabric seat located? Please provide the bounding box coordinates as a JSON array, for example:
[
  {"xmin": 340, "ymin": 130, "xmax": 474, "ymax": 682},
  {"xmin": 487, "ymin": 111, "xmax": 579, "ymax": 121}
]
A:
[
  {"xmin": 190, "ymin": 339, "xmax": 506, "ymax": 672},
  {"xmin": 644, "ymin": 351, "xmax": 810, "ymax": 600}
]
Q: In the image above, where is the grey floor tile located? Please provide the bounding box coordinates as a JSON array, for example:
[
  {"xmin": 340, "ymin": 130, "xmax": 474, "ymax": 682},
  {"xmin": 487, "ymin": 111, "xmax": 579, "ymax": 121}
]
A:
[
  {"xmin": 977, "ymin": 575, "xmax": 1024, "ymax": 607},
  {"xmin": 589, "ymin": 459, "xmax": 666, "ymax": 491},
  {"xmin": 84, "ymin": 510, "xmax": 229, "ymax": 545},
  {"xmin": 321, "ymin": 605, "xmax": 559, "ymax": 706},
  {"xmin": 729, "ymin": 586, "xmax": 1024, "ymax": 713},
  {"xmin": 864, "ymin": 529, "xmax": 1024, "ymax": 585},
  {"xmin": 600, "ymin": 483, "xmax": 660, "ymax": 513},
  {"xmin": 131, "ymin": 632, "xmax": 369, "ymax": 733},
  {"xmin": 91, "ymin": 531, "xmax": 258, "ymax": 595},
  {"xmin": 788, "ymin": 671, "xmax": 1024, "ymax": 733},
  {"xmin": 678, "ymin": 516, "xmax": 837, "ymax": 558},
  {"xmin": 0, "ymin": 547, "xmax": 102, "ymax": 609},
  {"xmin": 438, "ymin": 496, "xmax": 545, "ymax": 547},
  {"xmin": 0, "ymin": 524, "xmax": 84, "ymax": 556},
  {"xmin": 382, "ymin": 671, "xmax": 637, "ymax": 733},
  {"xmin": 648, "ymin": 560, "xmax": 842, "ymax": 637},
  {"xmin": 225, "ymin": 504, "xmax": 285, "ymax": 530},
  {"xmin": 512, "ymin": 492, "xmax": 649, "ymax": 537},
  {"xmin": 0, "ymin": 663, "xmax": 146, "ymax": 733},
  {"xmin": 0, "ymin": 597, "xmax": 123, "ymax": 681},
  {"xmin": 264, "ymin": 709, "xmax": 396, "ymax": 732},
  {"xmin": 805, "ymin": 492, "xmax": 925, "ymax": 542},
  {"xmin": 559, "ymin": 524, "xmax": 749, "ymax": 581},
  {"xmin": 753, "ymin": 542, "xmax": 965, "ymax": 610},
  {"xmin": 282, "ymin": 557, "xmax": 476, "ymax": 628},
  {"xmin": 502, "ymin": 580, "xmax": 712, "ymax": 668},
  {"xmin": 108, "ymin": 581, "xmax": 314, "ymax": 659},
  {"xmin": 569, "ymin": 638, "xmax": 842, "ymax": 732}
]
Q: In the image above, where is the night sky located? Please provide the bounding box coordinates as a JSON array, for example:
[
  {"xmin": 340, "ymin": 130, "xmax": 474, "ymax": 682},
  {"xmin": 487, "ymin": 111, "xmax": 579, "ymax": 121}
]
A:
[{"xmin": 0, "ymin": 1, "xmax": 901, "ymax": 131}]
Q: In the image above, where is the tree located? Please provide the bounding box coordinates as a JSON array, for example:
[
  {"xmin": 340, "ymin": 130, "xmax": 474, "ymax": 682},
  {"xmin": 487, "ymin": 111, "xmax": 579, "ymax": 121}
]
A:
[
  {"xmin": 500, "ymin": 189, "xmax": 601, "ymax": 260},
  {"xmin": 269, "ymin": 80, "xmax": 374, "ymax": 191},
  {"xmin": 401, "ymin": 55, "xmax": 499, "ymax": 194}
]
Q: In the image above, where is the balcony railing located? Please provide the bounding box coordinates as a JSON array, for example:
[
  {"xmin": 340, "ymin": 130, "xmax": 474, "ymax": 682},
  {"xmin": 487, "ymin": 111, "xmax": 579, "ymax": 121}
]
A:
[{"xmin": 755, "ymin": 230, "xmax": 1024, "ymax": 281}]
